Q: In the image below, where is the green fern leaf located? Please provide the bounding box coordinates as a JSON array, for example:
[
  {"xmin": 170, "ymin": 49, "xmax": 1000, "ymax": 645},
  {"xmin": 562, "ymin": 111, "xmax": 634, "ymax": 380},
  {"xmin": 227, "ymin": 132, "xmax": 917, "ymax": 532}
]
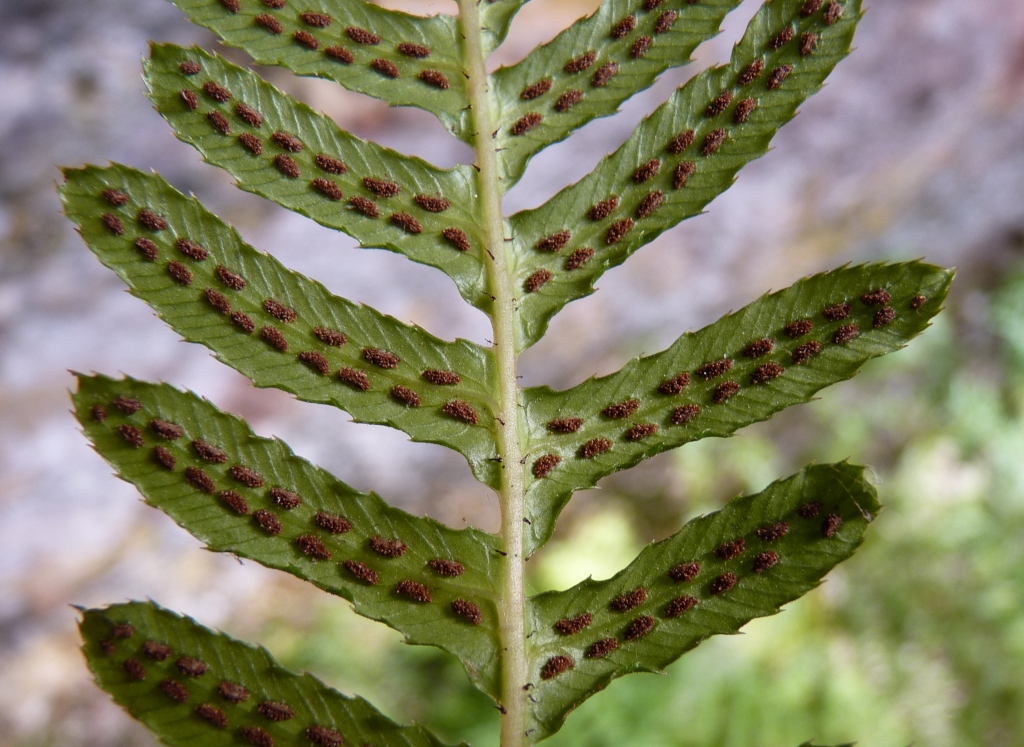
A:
[
  {"xmin": 511, "ymin": 0, "xmax": 861, "ymax": 348},
  {"xmin": 165, "ymin": 0, "xmax": 470, "ymax": 139},
  {"xmin": 74, "ymin": 373, "xmax": 503, "ymax": 698},
  {"xmin": 480, "ymin": 0, "xmax": 532, "ymax": 55},
  {"xmin": 521, "ymin": 262, "xmax": 952, "ymax": 553},
  {"xmin": 60, "ymin": 164, "xmax": 500, "ymax": 489},
  {"xmin": 79, "ymin": 600, "xmax": 462, "ymax": 747},
  {"xmin": 526, "ymin": 462, "xmax": 878, "ymax": 741},
  {"xmin": 145, "ymin": 43, "xmax": 491, "ymax": 312}
]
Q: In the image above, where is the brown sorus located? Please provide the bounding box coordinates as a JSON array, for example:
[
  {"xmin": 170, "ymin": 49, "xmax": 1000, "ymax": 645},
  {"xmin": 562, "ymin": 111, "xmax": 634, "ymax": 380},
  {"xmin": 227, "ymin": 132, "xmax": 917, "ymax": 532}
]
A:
[
  {"xmin": 625, "ymin": 423, "xmax": 658, "ymax": 441},
  {"xmin": 176, "ymin": 238, "xmax": 208, "ymax": 261},
  {"xmin": 112, "ymin": 622, "xmax": 135, "ymax": 639},
  {"xmin": 123, "ymin": 658, "xmax": 147, "ymax": 680},
  {"xmin": 511, "ymin": 112, "xmax": 542, "ymax": 135},
  {"xmin": 696, "ymin": 359, "xmax": 732, "ymax": 380},
  {"xmin": 611, "ymin": 15, "xmax": 636, "ymax": 38},
  {"xmin": 262, "ymin": 0, "xmax": 284, "ymax": 7},
  {"xmin": 536, "ymin": 229, "xmax": 571, "ymax": 252},
  {"xmin": 419, "ymin": 69, "xmax": 450, "ymax": 89},
  {"xmin": 910, "ymin": 295, "xmax": 926, "ymax": 310},
  {"xmin": 832, "ymin": 324, "xmax": 860, "ymax": 344},
  {"xmin": 636, "ymin": 190, "xmax": 664, "ymax": 218},
  {"xmin": 346, "ymin": 27, "xmax": 380, "ymax": 45},
  {"xmin": 296, "ymin": 534, "xmax": 331, "ymax": 560},
  {"xmin": 673, "ymin": 161, "xmax": 696, "ymax": 189},
  {"xmin": 602, "ymin": 398, "xmax": 640, "ymax": 419},
  {"xmin": 363, "ymin": 177, "xmax": 400, "ymax": 198},
  {"xmin": 521, "ymin": 79, "xmax": 552, "ymax": 100},
  {"xmin": 192, "ymin": 439, "xmax": 227, "ymax": 463},
  {"xmin": 397, "ymin": 41, "xmax": 430, "ymax": 58},
  {"xmin": 313, "ymin": 327, "xmax": 347, "ymax": 345},
  {"xmin": 264, "ymin": 298, "xmax": 297, "ymax": 322},
  {"xmin": 218, "ymin": 490, "xmax": 250, "ymax": 514},
  {"xmin": 185, "ymin": 466, "xmax": 216, "ymax": 493},
  {"xmin": 579, "ymin": 438, "xmax": 612, "ymax": 458},
  {"xmin": 306, "ymin": 726, "xmax": 345, "ymax": 747},
  {"xmin": 633, "ymin": 158, "xmax": 661, "ymax": 184},
  {"xmin": 743, "ymin": 338, "xmax": 774, "ymax": 358},
  {"xmin": 391, "ymin": 212, "xmax": 423, "ymax": 234},
  {"xmin": 702, "ymin": 128, "xmax": 727, "ymax": 156},
  {"xmin": 422, "ymin": 369, "xmax": 460, "ymax": 385},
  {"xmin": 429, "ymin": 558, "xmax": 465, "ymax": 577},
  {"xmin": 654, "ymin": 10, "xmax": 677, "ymax": 34},
  {"xmin": 769, "ymin": 27, "xmax": 795, "ymax": 51},
  {"xmin": 531, "ymin": 452, "xmax": 562, "ymax": 479},
  {"xmin": 258, "ymin": 701, "xmax": 295, "ymax": 722},
  {"xmin": 767, "ymin": 65, "xmax": 793, "ymax": 90},
  {"xmin": 270, "ymin": 487, "xmax": 301, "ymax": 509},
  {"xmin": 734, "ymin": 97, "xmax": 758, "ymax": 123},
  {"xmin": 798, "ymin": 501, "xmax": 823, "ymax": 519},
  {"xmin": 338, "ymin": 366, "xmax": 371, "ymax": 391},
  {"xmin": 715, "ymin": 538, "xmax": 745, "ymax": 560},
  {"xmin": 113, "ymin": 395, "xmax": 142, "ymax": 414},
  {"xmin": 239, "ymin": 132, "xmax": 263, "ymax": 155},
  {"xmin": 153, "ymin": 445, "xmax": 176, "ymax": 470},
  {"xmin": 254, "ymin": 509, "xmax": 282, "ymax": 535},
  {"xmin": 822, "ymin": 513, "xmax": 843, "ymax": 538},
  {"xmin": 706, "ymin": 90, "xmax": 733, "ymax": 117},
  {"xmin": 665, "ymin": 595, "xmax": 699, "ymax": 617},
  {"xmin": 669, "ymin": 561, "xmax": 701, "ymax": 582},
  {"xmin": 203, "ymin": 81, "xmax": 231, "ymax": 103},
  {"xmin": 301, "ymin": 11, "xmax": 332, "ymax": 27},
  {"xmin": 343, "ymin": 559, "xmax": 379, "ymax": 585},
  {"xmin": 205, "ymin": 288, "xmax": 231, "ymax": 314},
  {"xmin": 369, "ymin": 535, "xmax": 407, "ymax": 558},
  {"xmin": 91, "ymin": 404, "xmax": 108, "ymax": 422},
  {"xmin": 231, "ymin": 311, "xmax": 256, "ymax": 333},
  {"xmin": 176, "ymin": 656, "xmax": 208, "ymax": 678},
  {"xmin": 541, "ymin": 655, "xmax": 575, "ymax": 680},
  {"xmin": 240, "ymin": 726, "xmax": 274, "ymax": 747},
  {"xmin": 311, "ymin": 178, "xmax": 342, "ymax": 201},
  {"xmin": 823, "ymin": 302, "xmax": 851, "ymax": 320},
  {"xmin": 348, "ymin": 197, "xmax": 379, "ymax": 218},
  {"xmin": 271, "ymin": 130, "xmax": 303, "ymax": 152},
  {"xmin": 274, "ymin": 154, "xmax": 300, "ymax": 178},
  {"xmin": 524, "ymin": 269, "xmax": 552, "ymax": 293},
  {"xmin": 220, "ymin": 0, "xmax": 240, "ymax": 13},
  {"xmin": 800, "ymin": 32, "xmax": 818, "ymax": 57},
  {"xmin": 160, "ymin": 678, "xmax": 190, "ymax": 702},
  {"xmin": 823, "ymin": 0, "xmax": 842, "ymax": 24},
  {"xmin": 390, "ymin": 385, "xmax": 421, "ymax": 407},
  {"xmin": 442, "ymin": 226, "xmax": 471, "ymax": 251},
  {"xmin": 179, "ymin": 60, "xmax": 202, "ymax": 75},
  {"xmin": 547, "ymin": 417, "xmax": 583, "ymax": 433},
  {"xmin": 792, "ymin": 340, "xmax": 822, "ymax": 364},
  {"xmin": 255, "ymin": 13, "xmax": 283, "ymax": 34},
  {"xmin": 451, "ymin": 599, "xmax": 482, "ymax": 625},
  {"xmin": 800, "ymin": 0, "xmax": 824, "ymax": 16},
  {"xmin": 396, "ymin": 580, "xmax": 432, "ymax": 603},
  {"xmin": 585, "ymin": 638, "xmax": 619, "ymax": 659},
  {"xmin": 631, "ymin": 35, "xmax": 653, "ymax": 59},
  {"xmin": 753, "ymin": 550, "xmax": 780, "ymax": 573},
  {"xmin": 102, "ymin": 213, "xmax": 124, "ymax": 235},
  {"xmin": 751, "ymin": 362, "xmax": 785, "ymax": 384},
  {"xmin": 555, "ymin": 89, "xmax": 583, "ymax": 112},
  {"xmin": 195, "ymin": 704, "xmax": 228, "ymax": 728},
  {"xmin": 589, "ymin": 196, "xmax": 619, "ymax": 220},
  {"xmin": 756, "ymin": 521, "xmax": 789, "ymax": 542},
  {"xmin": 315, "ymin": 154, "xmax": 346, "ymax": 174},
  {"xmin": 143, "ymin": 640, "xmax": 172, "ymax": 661},
  {"xmin": 709, "ymin": 572, "xmax": 737, "ymax": 595},
  {"xmin": 413, "ymin": 195, "xmax": 451, "ymax": 214},
  {"xmin": 712, "ymin": 381, "xmax": 741, "ymax": 404},
  {"xmin": 642, "ymin": 0, "xmax": 665, "ymax": 9},
  {"xmin": 785, "ymin": 319, "xmax": 814, "ymax": 338},
  {"xmin": 591, "ymin": 61, "xmax": 618, "ymax": 87},
  {"xmin": 168, "ymin": 261, "xmax": 193, "ymax": 285},
  {"xmin": 298, "ymin": 350, "xmax": 331, "ymax": 375},
  {"xmin": 325, "ymin": 46, "xmax": 355, "ymax": 64},
  {"xmin": 564, "ymin": 51, "xmax": 597, "ymax": 74},
  {"xmin": 180, "ymin": 88, "xmax": 199, "ymax": 110},
  {"xmin": 738, "ymin": 58, "xmax": 765, "ymax": 86},
  {"xmin": 134, "ymin": 237, "xmax": 159, "ymax": 261},
  {"xmin": 218, "ymin": 680, "xmax": 249, "ymax": 703},
  {"xmin": 442, "ymin": 400, "xmax": 480, "ymax": 424},
  {"xmin": 363, "ymin": 348, "xmax": 400, "ymax": 368},
  {"xmin": 119, "ymin": 424, "xmax": 144, "ymax": 448},
  {"xmin": 606, "ymin": 217, "xmax": 634, "ymax": 244},
  {"xmin": 610, "ymin": 587, "xmax": 648, "ymax": 612},
  {"xmin": 229, "ymin": 465, "xmax": 264, "ymax": 488},
  {"xmin": 102, "ymin": 188, "xmax": 130, "ymax": 206},
  {"xmin": 861, "ymin": 289, "xmax": 891, "ymax": 306},
  {"xmin": 555, "ymin": 613, "xmax": 593, "ymax": 635},
  {"xmin": 234, "ymin": 102, "xmax": 263, "ymax": 129},
  {"xmin": 668, "ymin": 129, "xmax": 695, "ymax": 153},
  {"xmin": 624, "ymin": 615, "xmax": 656, "ymax": 641},
  {"xmin": 371, "ymin": 58, "xmax": 400, "ymax": 78},
  {"xmin": 207, "ymin": 110, "xmax": 231, "ymax": 135},
  {"xmin": 672, "ymin": 404, "xmax": 701, "ymax": 424},
  {"xmin": 874, "ymin": 307, "xmax": 897, "ymax": 328},
  {"xmin": 565, "ymin": 247, "xmax": 595, "ymax": 270}
]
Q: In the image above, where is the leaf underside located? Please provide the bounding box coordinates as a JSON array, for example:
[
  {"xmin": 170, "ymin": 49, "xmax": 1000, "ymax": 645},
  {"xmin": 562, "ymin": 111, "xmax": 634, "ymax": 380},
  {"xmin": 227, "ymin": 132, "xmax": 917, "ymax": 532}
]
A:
[
  {"xmin": 525, "ymin": 462, "xmax": 879, "ymax": 741},
  {"xmin": 73, "ymin": 373, "xmax": 503, "ymax": 699},
  {"xmin": 519, "ymin": 261, "xmax": 952, "ymax": 554},
  {"xmin": 79, "ymin": 601, "xmax": 460, "ymax": 747},
  {"xmin": 59, "ymin": 163, "xmax": 501, "ymax": 489}
]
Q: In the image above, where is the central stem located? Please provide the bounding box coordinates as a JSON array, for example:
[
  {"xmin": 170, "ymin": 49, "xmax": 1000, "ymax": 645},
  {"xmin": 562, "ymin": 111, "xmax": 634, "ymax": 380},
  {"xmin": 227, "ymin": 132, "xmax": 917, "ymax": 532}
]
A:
[{"xmin": 457, "ymin": 3, "xmax": 528, "ymax": 746}]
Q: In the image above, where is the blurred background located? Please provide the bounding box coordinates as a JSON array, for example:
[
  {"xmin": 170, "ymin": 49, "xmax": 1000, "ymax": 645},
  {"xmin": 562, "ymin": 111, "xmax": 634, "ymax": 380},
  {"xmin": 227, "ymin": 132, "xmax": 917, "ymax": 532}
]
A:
[{"xmin": 2, "ymin": 0, "xmax": 1024, "ymax": 744}]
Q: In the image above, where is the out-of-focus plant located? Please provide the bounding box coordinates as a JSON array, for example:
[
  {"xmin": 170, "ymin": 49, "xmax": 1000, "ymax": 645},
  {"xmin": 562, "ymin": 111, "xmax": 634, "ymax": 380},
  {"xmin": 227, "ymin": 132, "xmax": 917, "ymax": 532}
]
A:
[{"xmin": 59, "ymin": 1, "xmax": 951, "ymax": 745}]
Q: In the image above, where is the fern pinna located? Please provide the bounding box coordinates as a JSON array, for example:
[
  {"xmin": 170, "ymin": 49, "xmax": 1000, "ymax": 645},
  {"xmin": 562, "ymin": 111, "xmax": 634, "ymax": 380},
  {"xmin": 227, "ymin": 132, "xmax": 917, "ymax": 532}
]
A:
[{"xmin": 61, "ymin": 0, "xmax": 952, "ymax": 745}]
